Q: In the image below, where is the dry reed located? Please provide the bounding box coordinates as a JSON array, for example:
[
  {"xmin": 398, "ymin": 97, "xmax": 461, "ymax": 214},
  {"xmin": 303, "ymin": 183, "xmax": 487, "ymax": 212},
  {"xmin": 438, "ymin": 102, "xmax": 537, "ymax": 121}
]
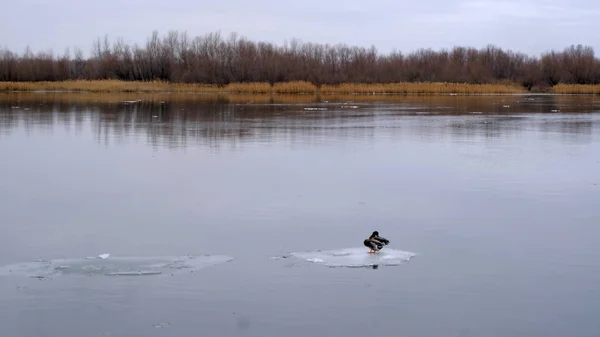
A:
[
  {"xmin": 273, "ymin": 81, "xmax": 317, "ymax": 94},
  {"xmin": 551, "ymin": 84, "xmax": 600, "ymax": 95},
  {"xmin": 222, "ymin": 82, "xmax": 272, "ymax": 94},
  {"xmin": 0, "ymin": 80, "xmax": 215, "ymax": 93},
  {"xmin": 319, "ymin": 82, "xmax": 525, "ymax": 94},
  {"xmin": 0, "ymin": 92, "xmax": 317, "ymax": 105},
  {"xmin": 0, "ymin": 80, "xmax": 527, "ymax": 95}
]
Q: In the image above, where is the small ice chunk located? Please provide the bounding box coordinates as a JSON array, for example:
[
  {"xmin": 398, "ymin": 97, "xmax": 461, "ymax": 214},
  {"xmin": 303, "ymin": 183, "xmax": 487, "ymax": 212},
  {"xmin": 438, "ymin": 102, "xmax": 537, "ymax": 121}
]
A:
[
  {"xmin": 153, "ymin": 321, "xmax": 172, "ymax": 329},
  {"xmin": 98, "ymin": 254, "xmax": 110, "ymax": 260},
  {"xmin": 105, "ymin": 271, "xmax": 162, "ymax": 276}
]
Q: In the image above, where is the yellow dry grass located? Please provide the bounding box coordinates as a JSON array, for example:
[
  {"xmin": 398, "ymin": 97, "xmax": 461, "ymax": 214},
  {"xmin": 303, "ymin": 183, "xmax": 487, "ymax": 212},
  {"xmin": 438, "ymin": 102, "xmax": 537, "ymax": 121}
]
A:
[
  {"xmin": 223, "ymin": 82, "xmax": 272, "ymax": 94},
  {"xmin": 0, "ymin": 80, "xmax": 316, "ymax": 94},
  {"xmin": 319, "ymin": 82, "xmax": 525, "ymax": 94},
  {"xmin": 0, "ymin": 80, "xmax": 214, "ymax": 93},
  {"xmin": 0, "ymin": 80, "xmax": 527, "ymax": 95},
  {"xmin": 551, "ymin": 84, "xmax": 600, "ymax": 95},
  {"xmin": 273, "ymin": 81, "xmax": 317, "ymax": 94},
  {"xmin": 0, "ymin": 92, "xmax": 317, "ymax": 105}
]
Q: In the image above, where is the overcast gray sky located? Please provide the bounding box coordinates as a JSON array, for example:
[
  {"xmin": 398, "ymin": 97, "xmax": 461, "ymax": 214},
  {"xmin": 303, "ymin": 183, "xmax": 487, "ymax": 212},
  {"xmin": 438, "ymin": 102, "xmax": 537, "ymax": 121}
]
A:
[{"xmin": 1, "ymin": 0, "xmax": 599, "ymax": 57}]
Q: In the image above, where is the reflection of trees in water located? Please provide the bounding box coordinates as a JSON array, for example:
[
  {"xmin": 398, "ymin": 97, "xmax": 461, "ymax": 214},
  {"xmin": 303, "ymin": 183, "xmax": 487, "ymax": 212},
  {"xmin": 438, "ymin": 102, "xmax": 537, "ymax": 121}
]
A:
[
  {"xmin": 0, "ymin": 95, "xmax": 598, "ymax": 147},
  {"xmin": 538, "ymin": 119, "xmax": 595, "ymax": 144},
  {"xmin": 448, "ymin": 115, "xmax": 596, "ymax": 143},
  {"xmin": 0, "ymin": 102, "xmax": 89, "ymax": 137},
  {"xmin": 448, "ymin": 116, "xmax": 527, "ymax": 140},
  {"xmin": 0, "ymin": 100, "xmax": 379, "ymax": 148}
]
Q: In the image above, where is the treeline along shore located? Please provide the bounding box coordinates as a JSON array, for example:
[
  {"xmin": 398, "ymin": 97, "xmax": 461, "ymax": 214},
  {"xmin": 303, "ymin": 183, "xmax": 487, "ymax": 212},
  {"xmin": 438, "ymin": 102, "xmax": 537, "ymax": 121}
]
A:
[{"xmin": 1, "ymin": 31, "xmax": 599, "ymax": 94}]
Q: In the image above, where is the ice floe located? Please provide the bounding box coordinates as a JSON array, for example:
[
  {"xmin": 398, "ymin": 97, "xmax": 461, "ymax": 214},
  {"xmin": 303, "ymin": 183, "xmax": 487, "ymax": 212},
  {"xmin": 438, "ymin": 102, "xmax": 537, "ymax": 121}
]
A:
[
  {"xmin": 0, "ymin": 254, "xmax": 234, "ymax": 278},
  {"xmin": 276, "ymin": 247, "xmax": 416, "ymax": 268}
]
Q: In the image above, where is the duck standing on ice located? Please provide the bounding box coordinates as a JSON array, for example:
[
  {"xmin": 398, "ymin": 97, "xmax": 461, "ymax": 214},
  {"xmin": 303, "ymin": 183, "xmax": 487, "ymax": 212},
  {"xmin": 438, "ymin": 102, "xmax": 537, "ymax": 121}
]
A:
[{"xmin": 363, "ymin": 231, "xmax": 389, "ymax": 253}]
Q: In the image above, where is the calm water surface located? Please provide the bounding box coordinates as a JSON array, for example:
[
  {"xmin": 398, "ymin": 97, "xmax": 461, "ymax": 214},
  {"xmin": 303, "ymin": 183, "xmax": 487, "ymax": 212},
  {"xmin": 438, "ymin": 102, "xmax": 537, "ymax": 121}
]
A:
[{"xmin": 1, "ymin": 93, "xmax": 599, "ymax": 337}]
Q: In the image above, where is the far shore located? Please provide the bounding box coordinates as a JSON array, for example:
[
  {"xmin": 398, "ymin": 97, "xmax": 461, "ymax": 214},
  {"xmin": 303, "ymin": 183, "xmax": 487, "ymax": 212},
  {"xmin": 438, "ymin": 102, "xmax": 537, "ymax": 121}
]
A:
[{"xmin": 1, "ymin": 80, "xmax": 598, "ymax": 95}]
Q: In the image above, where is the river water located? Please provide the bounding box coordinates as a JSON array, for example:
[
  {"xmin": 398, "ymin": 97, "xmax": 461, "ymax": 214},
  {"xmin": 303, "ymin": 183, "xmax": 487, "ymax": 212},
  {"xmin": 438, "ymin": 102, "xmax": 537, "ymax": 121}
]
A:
[{"xmin": 0, "ymin": 93, "xmax": 599, "ymax": 337}]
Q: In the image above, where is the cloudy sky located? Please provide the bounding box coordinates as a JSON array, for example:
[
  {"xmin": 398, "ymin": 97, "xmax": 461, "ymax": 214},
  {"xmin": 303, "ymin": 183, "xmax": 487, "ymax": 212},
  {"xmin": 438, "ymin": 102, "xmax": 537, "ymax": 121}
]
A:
[{"xmin": 1, "ymin": 0, "xmax": 599, "ymax": 57}]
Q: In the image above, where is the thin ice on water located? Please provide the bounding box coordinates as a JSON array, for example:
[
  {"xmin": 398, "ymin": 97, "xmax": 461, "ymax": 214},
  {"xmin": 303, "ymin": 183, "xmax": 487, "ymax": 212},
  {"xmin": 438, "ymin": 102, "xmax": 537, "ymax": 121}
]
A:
[
  {"xmin": 0, "ymin": 254, "xmax": 234, "ymax": 277},
  {"xmin": 285, "ymin": 247, "xmax": 416, "ymax": 268}
]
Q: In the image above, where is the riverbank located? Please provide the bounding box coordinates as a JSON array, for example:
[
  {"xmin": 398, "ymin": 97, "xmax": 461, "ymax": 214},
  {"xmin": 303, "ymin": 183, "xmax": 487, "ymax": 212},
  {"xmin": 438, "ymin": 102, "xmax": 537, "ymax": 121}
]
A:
[
  {"xmin": 552, "ymin": 84, "xmax": 600, "ymax": 95},
  {"xmin": 0, "ymin": 80, "xmax": 523, "ymax": 94},
  {"xmin": 1, "ymin": 80, "xmax": 598, "ymax": 95}
]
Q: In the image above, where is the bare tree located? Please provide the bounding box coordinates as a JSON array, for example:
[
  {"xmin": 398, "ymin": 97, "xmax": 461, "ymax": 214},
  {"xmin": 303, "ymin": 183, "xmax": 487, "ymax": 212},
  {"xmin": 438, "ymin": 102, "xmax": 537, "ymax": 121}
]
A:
[{"xmin": 1, "ymin": 30, "xmax": 599, "ymax": 88}]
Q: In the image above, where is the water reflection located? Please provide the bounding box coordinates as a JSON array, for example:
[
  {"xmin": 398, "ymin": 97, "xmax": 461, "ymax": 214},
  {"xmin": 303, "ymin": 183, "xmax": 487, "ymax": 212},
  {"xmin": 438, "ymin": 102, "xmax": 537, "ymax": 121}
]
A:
[
  {"xmin": 1, "ymin": 93, "xmax": 599, "ymax": 148},
  {"xmin": 1, "ymin": 93, "xmax": 600, "ymax": 337}
]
